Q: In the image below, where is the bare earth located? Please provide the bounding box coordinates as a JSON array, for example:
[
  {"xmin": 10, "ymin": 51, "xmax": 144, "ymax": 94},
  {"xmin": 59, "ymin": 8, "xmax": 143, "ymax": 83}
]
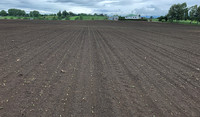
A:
[{"xmin": 0, "ymin": 20, "xmax": 200, "ymax": 117}]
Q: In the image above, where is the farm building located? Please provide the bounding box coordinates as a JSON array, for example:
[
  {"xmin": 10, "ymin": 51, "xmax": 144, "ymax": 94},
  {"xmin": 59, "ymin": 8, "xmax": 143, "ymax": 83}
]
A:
[
  {"xmin": 125, "ymin": 14, "xmax": 141, "ymax": 19},
  {"xmin": 108, "ymin": 15, "xmax": 119, "ymax": 21}
]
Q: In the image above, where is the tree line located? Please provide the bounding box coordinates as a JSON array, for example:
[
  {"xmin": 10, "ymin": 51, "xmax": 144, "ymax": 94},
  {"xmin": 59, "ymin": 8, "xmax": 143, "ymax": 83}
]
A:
[
  {"xmin": 0, "ymin": 9, "xmax": 40, "ymax": 17},
  {"xmin": 56, "ymin": 10, "xmax": 105, "ymax": 20},
  {"xmin": 0, "ymin": 8, "xmax": 106, "ymax": 19},
  {"xmin": 158, "ymin": 3, "xmax": 200, "ymax": 23}
]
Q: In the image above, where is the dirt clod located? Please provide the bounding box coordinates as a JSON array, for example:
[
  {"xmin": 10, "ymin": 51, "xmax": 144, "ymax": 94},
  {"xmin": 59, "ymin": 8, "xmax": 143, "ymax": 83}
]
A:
[
  {"xmin": 18, "ymin": 74, "xmax": 23, "ymax": 77},
  {"xmin": 60, "ymin": 70, "xmax": 66, "ymax": 73}
]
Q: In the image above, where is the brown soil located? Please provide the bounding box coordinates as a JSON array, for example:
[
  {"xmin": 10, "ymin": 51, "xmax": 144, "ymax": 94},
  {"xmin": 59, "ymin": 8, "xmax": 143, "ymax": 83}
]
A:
[{"xmin": 0, "ymin": 20, "xmax": 200, "ymax": 117}]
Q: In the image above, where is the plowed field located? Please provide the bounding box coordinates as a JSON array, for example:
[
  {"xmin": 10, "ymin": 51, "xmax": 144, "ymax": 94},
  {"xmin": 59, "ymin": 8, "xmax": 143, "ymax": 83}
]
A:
[{"xmin": 0, "ymin": 20, "xmax": 200, "ymax": 117}]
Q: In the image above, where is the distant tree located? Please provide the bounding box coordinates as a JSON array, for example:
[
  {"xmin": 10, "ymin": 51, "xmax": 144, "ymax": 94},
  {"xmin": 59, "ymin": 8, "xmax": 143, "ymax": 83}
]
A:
[
  {"xmin": 69, "ymin": 11, "xmax": 76, "ymax": 16},
  {"xmin": 8, "ymin": 9, "xmax": 14, "ymax": 16},
  {"xmin": 150, "ymin": 16, "xmax": 153, "ymax": 22},
  {"xmin": 29, "ymin": 12, "xmax": 33, "ymax": 17},
  {"xmin": 164, "ymin": 15, "xmax": 168, "ymax": 21},
  {"xmin": 167, "ymin": 4, "xmax": 176, "ymax": 21},
  {"xmin": 8, "ymin": 9, "xmax": 25, "ymax": 16},
  {"xmin": 19, "ymin": 10, "xmax": 26, "ymax": 16},
  {"xmin": 0, "ymin": 10, "xmax": 7, "ymax": 16},
  {"xmin": 189, "ymin": 5, "xmax": 198, "ymax": 23},
  {"xmin": 62, "ymin": 10, "xmax": 68, "ymax": 17},
  {"xmin": 99, "ymin": 13, "xmax": 104, "ymax": 16},
  {"xmin": 78, "ymin": 13, "xmax": 87, "ymax": 16},
  {"xmin": 25, "ymin": 14, "xmax": 29, "ymax": 17},
  {"xmin": 57, "ymin": 11, "xmax": 62, "ymax": 17},
  {"xmin": 30, "ymin": 11, "xmax": 40, "ymax": 17},
  {"xmin": 184, "ymin": 7, "xmax": 189, "ymax": 20},
  {"xmin": 167, "ymin": 2, "xmax": 188, "ymax": 21},
  {"xmin": 197, "ymin": 6, "xmax": 200, "ymax": 23},
  {"xmin": 158, "ymin": 15, "xmax": 168, "ymax": 22},
  {"xmin": 178, "ymin": 2, "xmax": 187, "ymax": 20},
  {"xmin": 158, "ymin": 16, "xmax": 164, "ymax": 21}
]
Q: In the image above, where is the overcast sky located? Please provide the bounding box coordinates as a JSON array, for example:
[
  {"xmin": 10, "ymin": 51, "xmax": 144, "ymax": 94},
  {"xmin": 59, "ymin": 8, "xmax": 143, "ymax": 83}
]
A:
[{"xmin": 0, "ymin": 0, "xmax": 199, "ymax": 16}]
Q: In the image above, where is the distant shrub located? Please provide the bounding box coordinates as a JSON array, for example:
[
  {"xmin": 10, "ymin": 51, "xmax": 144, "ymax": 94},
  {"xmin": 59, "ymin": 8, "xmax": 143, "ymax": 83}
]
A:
[
  {"xmin": 10, "ymin": 17, "xmax": 13, "ymax": 19},
  {"xmin": 23, "ymin": 17, "xmax": 29, "ymax": 20},
  {"xmin": 158, "ymin": 16, "xmax": 164, "ymax": 21},
  {"xmin": 57, "ymin": 17, "xmax": 62, "ymax": 20},
  {"xmin": 80, "ymin": 16, "xmax": 83, "ymax": 20},
  {"xmin": 65, "ymin": 16, "xmax": 70, "ymax": 20},
  {"xmin": 33, "ymin": 17, "xmax": 39, "ymax": 20},
  {"xmin": 52, "ymin": 17, "xmax": 57, "ymax": 20},
  {"xmin": 75, "ymin": 17, "xmax": 79, "ymax": 20},
  {"xmin": 39, "ymin": 17, "xmax": 44, "ymax": 20},
  {"xmin": 119, "ymin": 16, "xmax": 125, "ymax": 20}
]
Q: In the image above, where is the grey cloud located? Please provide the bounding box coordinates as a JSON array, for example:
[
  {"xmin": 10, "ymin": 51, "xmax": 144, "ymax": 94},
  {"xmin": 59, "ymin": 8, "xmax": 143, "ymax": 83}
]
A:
[
  {"xmin": 0, "ymin": 0, "xmax": 200, "ymax": 15},
  {"xmin": 135, "ymin": 5, "xmax": 167, "ymax": 16},
  {"xmin": 93, "ymin": 9, "xmax": 120, "ymax": 13},
  {"xmin": 49, "ymin": 0, "xmax": 132, "ymax": 7},
  {"xmin": 49, "ymin": 0, "xmax": 102, "ymax": 6}
]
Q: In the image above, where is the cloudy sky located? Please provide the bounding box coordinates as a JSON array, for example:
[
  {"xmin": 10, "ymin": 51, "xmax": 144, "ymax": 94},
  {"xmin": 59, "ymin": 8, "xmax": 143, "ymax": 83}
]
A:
[{"xmin": 0, "ymin": 0, "xmax": 199, "ymax": 16}]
